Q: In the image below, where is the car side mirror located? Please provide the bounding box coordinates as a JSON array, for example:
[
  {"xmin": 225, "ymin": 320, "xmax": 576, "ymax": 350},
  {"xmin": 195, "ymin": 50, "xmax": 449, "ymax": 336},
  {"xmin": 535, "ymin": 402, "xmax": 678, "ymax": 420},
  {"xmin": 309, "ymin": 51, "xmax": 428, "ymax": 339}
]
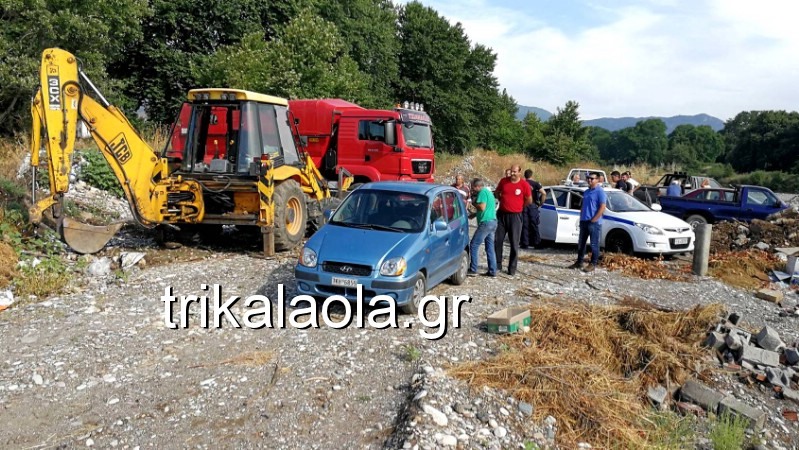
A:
[
  {"xmin": 384, "ymin": 121, "xmax": 396, "ymax": 146},
  {"xmin": 650, "ymin": 203, "xmax": 662, "ymax": 212},
  {"xmin": 433, "ymin": 218, "xmax": 448, "ymax": 232}
]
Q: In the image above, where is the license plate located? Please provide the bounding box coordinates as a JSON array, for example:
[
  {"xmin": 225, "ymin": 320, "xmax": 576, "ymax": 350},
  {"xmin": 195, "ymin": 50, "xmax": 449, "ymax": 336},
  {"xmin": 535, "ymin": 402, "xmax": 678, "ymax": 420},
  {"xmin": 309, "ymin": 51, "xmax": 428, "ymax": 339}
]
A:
[
  {"xmin": 332, "ymin": 276, "xmax": 358, "ymax": 288},
  {"xmin": 675, "ymin": 238, "xmax": 688, "ymax": 245}
]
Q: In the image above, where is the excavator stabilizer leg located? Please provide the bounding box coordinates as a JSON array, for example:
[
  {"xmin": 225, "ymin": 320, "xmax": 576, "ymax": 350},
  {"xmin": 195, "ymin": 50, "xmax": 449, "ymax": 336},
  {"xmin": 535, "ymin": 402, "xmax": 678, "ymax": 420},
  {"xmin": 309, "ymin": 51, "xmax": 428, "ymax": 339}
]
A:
[{"xmin": 59, "ymin": 217, "xmax": 123, "ymax": 254}]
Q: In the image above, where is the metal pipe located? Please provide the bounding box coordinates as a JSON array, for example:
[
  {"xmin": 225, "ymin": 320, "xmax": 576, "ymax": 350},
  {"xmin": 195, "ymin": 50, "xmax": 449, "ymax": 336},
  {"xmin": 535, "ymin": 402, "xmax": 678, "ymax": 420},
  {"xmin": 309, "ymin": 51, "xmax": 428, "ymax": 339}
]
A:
[{"xmin": 78, "ymin": 70, "xmax": 110, "ymax": 108}]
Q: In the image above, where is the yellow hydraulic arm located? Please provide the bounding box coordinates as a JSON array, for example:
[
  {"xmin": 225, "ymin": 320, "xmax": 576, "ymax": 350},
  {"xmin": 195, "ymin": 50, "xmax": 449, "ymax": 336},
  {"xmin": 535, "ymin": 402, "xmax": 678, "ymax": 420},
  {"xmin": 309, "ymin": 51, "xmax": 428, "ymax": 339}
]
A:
[{"xmin": 30, "ymin": 48, "xmax": 204, "ymax": 253}]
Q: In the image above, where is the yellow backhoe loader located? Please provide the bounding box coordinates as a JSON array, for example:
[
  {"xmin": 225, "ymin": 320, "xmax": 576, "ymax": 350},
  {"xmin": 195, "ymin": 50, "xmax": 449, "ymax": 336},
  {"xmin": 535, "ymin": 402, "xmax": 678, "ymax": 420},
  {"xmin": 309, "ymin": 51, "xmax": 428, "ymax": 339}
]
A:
[{"xmin": 30, "ymin": 48, "xmax": 347, "ymax": 256}]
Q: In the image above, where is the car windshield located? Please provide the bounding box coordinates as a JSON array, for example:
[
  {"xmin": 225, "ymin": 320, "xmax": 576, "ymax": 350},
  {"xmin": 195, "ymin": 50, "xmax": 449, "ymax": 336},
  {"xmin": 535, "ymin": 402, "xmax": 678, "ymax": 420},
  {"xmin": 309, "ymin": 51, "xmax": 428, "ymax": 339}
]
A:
[
  {"xmin": 605, "ymin": 192, "xmax": 651, "ymax": 212},
  {"xmin": 330, "ymin": 190, "xmax": 428, "ymax": 232},
  {"xmin": 402, "ymin": 122, "xmax": 432, "ymax": 148}
]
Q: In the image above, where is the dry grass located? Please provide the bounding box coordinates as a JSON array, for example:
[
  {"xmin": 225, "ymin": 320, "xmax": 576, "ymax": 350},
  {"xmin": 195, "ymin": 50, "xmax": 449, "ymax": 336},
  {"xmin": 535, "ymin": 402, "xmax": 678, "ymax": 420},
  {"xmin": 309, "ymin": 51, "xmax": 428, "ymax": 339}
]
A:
[
  {"xmin": 0, "ymin": 136, "xmax": 27, "ymax": 181},
  {"xmin": 219, "ymin": 350, "xmax": 274, "ymax": 367},
  {"xmin": 435, "ymin": 149, "xmax": 674, "ymax": 186},
  {"xmin": 449, "ymin": 297, "xmax": 724, "ymax": 449},
  {"xmin": 708, "ymin": 250, "xmax": 781, "ymax": 291},
  {"xmin": 602, "ymin": 253, "xmax": 691, "ymax": 282},
  {"xmin": 0, "ymin": 242, "xmax": 17, "ymax": 288}
]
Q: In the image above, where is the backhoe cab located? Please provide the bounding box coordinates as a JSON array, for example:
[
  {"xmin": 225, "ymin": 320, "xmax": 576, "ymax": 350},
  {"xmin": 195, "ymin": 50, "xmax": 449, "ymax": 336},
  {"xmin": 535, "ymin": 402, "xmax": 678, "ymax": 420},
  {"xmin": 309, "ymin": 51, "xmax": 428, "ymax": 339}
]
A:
[{"xmin": 29, "ymin": 48, "xmax": 337, "ymax": 256}]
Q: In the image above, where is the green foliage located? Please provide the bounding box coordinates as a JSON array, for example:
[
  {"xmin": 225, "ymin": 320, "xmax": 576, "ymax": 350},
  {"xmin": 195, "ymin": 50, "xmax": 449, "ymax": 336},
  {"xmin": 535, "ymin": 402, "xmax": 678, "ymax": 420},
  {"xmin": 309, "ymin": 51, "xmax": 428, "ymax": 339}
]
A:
[
  {"xmin": 15, "ymin": 255, "xmax": 70, "ymax": 299},
  {"xmin": 708, "ymin": 413, "xmax": 748, "ymax": 450},
  {"xmin": 404, "ymin": 345, "xmax": 421, "ymax": 362},
  {"xmin": 79, "ymin": 150, "xmax": 124, "ymax": 197},
  {"xmin": 527, "ymin": 100, "xmax": 594, "ymax": 164},
  {"xmin": 646, "ymin": 410, "xmax": 696, "ymax": 449},
  {"xmin": 721, "ymin": 110, "xmax": 799, "ymax": 174},
  {"xmin": 0, "ymin": 0, "xmax": 147, "ymax": 135},
  {"xmin": 721, "ymin": 170, "xmax": 799, "ymax": 193}
]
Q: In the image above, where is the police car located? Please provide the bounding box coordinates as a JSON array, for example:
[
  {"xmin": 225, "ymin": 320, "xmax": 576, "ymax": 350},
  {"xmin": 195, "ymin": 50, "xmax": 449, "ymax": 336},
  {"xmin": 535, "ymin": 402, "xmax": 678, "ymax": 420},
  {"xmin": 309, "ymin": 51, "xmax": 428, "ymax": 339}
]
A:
[{"xmin": 539, "ymin": 185, "xmax": 695, "ymax": 255}]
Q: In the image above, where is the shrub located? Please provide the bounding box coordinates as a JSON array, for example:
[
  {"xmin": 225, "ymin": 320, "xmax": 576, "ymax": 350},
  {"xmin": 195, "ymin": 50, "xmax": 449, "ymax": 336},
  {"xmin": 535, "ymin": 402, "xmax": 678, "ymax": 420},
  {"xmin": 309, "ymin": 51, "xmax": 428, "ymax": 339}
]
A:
[
  {"xmin": 79, "ymin": 150, "xmax": 124, "ymax": 197},
  {"xmin": 708, "ymin": 413, "xmax": 748, "ymax": 450}
]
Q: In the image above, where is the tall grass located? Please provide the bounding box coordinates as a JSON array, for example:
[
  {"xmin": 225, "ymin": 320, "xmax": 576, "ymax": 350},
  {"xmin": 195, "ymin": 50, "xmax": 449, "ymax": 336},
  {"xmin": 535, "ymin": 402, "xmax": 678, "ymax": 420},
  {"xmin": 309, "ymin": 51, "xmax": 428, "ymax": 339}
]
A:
[{"xmin": 435, "ymin": 149, "xmax": 673, "ymax": 186}]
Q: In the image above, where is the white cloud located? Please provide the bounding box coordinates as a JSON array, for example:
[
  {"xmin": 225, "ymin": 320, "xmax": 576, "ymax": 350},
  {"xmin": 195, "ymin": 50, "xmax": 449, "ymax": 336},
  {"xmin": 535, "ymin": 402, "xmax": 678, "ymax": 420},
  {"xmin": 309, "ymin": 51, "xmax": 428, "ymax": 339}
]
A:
[{"xmin": 408, "ymin": 0, "xmax": 799, "ymax": 120}]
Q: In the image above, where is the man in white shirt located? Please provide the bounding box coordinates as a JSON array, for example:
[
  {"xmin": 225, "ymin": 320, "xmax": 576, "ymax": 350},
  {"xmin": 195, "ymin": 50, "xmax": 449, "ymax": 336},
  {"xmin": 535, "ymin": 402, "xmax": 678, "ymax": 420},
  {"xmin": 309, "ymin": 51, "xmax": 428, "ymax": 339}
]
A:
[{"xmin": 623, "ymin": 171, "xmax": 639, "ymax": 193}]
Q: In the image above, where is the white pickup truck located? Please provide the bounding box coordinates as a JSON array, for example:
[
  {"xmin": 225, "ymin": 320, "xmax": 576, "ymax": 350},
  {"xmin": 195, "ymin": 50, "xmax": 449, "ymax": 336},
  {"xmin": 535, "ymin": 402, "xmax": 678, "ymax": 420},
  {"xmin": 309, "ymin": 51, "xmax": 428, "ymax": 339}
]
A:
[{"xmin": 562, "ymin": 168, "xmax": 609, "ymax": 187}]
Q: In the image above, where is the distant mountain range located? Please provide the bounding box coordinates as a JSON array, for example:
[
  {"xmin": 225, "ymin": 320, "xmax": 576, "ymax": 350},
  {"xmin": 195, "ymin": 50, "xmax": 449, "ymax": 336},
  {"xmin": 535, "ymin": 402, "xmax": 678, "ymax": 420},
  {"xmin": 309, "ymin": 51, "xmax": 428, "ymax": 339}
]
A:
[{"xmin": 515, "ymin": 106, "xmax": 725, "ymax": 134}]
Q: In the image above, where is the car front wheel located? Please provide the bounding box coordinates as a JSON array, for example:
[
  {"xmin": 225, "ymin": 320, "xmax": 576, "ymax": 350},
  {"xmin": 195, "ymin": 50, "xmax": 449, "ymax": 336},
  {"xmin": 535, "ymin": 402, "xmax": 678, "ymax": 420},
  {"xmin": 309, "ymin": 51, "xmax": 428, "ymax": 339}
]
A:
[{"xmin": 401, "ymin": 272, "xmax": 426, "ymax": 314}]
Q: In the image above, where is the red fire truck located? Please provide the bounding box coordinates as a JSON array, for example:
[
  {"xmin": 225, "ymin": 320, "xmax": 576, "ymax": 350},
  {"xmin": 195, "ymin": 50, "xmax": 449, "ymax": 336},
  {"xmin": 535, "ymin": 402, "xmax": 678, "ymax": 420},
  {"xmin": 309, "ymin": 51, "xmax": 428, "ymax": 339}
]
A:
[{"xmin": 288, "ymin": 99, "xmax": 435, "ymax": 184}]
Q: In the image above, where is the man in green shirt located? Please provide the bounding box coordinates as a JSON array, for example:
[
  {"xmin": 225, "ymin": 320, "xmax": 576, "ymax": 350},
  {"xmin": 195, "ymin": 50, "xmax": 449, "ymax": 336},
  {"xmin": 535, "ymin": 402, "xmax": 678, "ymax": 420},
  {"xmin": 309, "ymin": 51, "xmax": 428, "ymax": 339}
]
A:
[{"xmin": 468, "ymin": 178, "xmax": 498, "ymax": 277}]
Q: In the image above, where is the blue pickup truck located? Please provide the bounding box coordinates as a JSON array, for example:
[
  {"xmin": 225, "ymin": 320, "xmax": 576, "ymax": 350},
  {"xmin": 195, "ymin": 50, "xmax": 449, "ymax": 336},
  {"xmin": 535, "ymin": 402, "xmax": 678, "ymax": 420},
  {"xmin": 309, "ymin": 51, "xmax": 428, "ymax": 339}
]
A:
[{"xmin": 658, "ymin": 185, "xmax": 789, "ymax": 229}]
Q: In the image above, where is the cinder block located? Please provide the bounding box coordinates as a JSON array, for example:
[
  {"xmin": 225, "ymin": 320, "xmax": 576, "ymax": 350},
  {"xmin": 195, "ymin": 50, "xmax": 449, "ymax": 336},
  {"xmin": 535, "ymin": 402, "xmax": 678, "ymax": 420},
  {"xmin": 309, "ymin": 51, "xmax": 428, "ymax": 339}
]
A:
[
  {"xmin": 647, "ymin": 384, "xmax": 669, "ymax": 406},
  {"xmin": 784, "ymin": 348, "xmax": 799, "ymax": 366},
  {"xmin": 725, "ymin": 334, "xmax": 743, "ymax": 351},
  {"xmin": 703, "ymin": 332, "xmax": 726, "ymax": 351},
  {"xmin": 783, "ymin": 388, "xmax": 799, "ymax": 405},
  {"xmin": 718, "ymin": 396, "xmax": 766, "ymax": 431},
  {"xmin": 756, "ymin": 326, "xmax": 785, "ymax": 352},
  {"xmin": 741, "ymin": 345, "xmax": 780, "ymax": 368},
  {"xmin": 756, "ymin": 289, "xmax": 783, "ymax": 303},
  {"xmin": 766, "ymin": 367, "xmax": 790, "ymax": 388},
  {"xmin": 679, "ymin": 380, "xmax": 724, "ymax": 413}
]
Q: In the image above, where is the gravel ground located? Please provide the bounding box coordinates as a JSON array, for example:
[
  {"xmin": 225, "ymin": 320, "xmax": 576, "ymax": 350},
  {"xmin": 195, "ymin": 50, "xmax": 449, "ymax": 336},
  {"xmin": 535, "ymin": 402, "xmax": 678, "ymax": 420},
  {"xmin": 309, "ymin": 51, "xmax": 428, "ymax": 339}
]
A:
[{"xmin": 2, "ymin": 224, "xmax": 799, "ymax": 449}]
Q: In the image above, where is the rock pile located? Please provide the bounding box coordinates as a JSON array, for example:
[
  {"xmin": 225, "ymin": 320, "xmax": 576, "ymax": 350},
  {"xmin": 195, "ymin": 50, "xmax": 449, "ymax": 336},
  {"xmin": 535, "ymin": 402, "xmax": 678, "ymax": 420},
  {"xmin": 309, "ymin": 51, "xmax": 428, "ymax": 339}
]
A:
[{"xmin": 711, "ymin": 209, "xmax": 799, "ymax": 254}]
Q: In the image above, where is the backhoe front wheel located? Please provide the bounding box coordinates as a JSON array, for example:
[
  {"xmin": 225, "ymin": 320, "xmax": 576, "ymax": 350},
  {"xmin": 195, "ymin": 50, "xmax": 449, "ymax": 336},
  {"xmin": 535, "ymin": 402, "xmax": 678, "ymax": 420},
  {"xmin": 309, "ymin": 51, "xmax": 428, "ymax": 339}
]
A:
[{"xmin": 273, "ymin": 180, "xmax": 307, "ymax": 252}]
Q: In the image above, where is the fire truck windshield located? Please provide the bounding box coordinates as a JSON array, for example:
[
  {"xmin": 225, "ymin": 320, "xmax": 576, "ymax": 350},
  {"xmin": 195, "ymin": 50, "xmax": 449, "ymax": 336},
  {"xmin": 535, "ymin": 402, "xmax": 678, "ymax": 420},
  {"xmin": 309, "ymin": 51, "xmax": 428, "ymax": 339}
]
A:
[{"xmin": 402, "ymin": 122, "xmax": 432, "ymax": 148}]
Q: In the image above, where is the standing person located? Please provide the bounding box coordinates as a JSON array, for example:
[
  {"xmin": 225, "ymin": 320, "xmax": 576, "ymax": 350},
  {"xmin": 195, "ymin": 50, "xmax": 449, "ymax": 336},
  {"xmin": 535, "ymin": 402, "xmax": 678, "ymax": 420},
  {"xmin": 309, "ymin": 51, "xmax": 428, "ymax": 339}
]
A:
[
  {"xmin": 467, "ymin": 178, "xmax": 497, "ymax": 277},
  {"xmin": 504, "ymin": 168, "xmax": 512, "ymax": 179},
  {"xmin": 452, "ymin": 174, "xmax": 471, "ymax": 205},
  {"xmin": 520, "ymin": 169, "xmax": 546, "ymax": 249},
  {"xmin": 568, "ymin": 172, "xmax": 607, "ymax": 272},
  {"xmin": 494, "ymin": 165, "xmax": 532, "ymax": 276},
  {"xmin": 623, "ymin": 171, "xmax": 639, "ymax": 193},
  {"xmin": 611, "ymin": 171, "xmax": 630, "ymax": 192},
  {"xmin": 666, "ymin": 180, "xmax": 681, "ymax": 196}
]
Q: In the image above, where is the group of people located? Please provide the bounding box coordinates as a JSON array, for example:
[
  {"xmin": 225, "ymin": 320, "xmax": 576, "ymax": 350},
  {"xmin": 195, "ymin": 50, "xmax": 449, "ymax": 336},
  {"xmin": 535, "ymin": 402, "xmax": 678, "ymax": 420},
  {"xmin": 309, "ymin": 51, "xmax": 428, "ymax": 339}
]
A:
[
  {"xmin": 452, "ymin": 165, "xmax": 545, "ymax": 278},
  {"xmin": 453, "ymin": 167, "xmax": 624, "ymax": 276}
]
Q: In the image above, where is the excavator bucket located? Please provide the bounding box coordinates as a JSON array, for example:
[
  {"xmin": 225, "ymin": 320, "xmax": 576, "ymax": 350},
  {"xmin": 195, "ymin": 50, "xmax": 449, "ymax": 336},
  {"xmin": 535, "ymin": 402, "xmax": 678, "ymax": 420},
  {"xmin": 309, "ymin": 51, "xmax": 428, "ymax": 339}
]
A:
[{"xmin": 59, "ymin": 217, "xmax": 123, "ymax": 254}]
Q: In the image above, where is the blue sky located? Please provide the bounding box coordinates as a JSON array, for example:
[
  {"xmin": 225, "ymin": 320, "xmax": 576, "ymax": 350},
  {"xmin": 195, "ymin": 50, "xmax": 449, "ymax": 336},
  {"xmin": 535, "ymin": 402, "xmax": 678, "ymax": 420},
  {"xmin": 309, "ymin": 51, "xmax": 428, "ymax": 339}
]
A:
[{"xmin": 402, "ymin": 0, "xmax": 799, "ymax": 121}]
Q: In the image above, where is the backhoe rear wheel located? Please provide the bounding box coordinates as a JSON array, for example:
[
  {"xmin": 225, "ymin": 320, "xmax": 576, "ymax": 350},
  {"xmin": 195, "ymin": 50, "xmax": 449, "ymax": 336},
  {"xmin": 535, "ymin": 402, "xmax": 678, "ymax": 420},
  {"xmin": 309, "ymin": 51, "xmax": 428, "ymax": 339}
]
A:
[{"xmin": 273, "ymin": 180, "xmax": 307, "ymax": 252}]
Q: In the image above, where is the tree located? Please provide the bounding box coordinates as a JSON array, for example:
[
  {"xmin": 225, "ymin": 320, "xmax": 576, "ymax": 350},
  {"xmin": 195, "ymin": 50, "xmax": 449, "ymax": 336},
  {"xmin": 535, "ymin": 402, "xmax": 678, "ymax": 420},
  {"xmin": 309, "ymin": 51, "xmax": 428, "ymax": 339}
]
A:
[
  {"xmin": 521, "ymin": 113, "xmax": 546, "ymax": 157},
  {"xmin": 0, "ymin": 0, "xmax": 147, "ymax": 135},
  {"xmin": 586, "ymin": 126, "xmax": 613, "ymax": 161},
  {"xmin": 668, "ymin": 124, "xmax": 724, "ymax": 165},
  {"xmin": 116, "ymin": 0, "xmax": 278, "ymax": 123},
  {"xmin": 198, "ymin": 10, "xmax": 369, "ymax": 101},
  {"xmin": 535, "ymin": 101, "xmax": 594, "ymax": 164},
  {"xmin": 316, "ymin": 0, "xmax": 399, "ymax": 108},
  {"xmin": 722, "ymin": 110, "xmax": 799, "ymax": 173}
]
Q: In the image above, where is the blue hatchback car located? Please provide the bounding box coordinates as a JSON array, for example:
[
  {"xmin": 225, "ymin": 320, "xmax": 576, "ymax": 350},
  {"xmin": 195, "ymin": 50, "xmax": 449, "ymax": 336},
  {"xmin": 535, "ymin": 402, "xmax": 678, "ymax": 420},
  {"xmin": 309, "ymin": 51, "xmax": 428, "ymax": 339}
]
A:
[{"xmin": 295, "ymin": 182, "xmax": 470, "ymax": 313}]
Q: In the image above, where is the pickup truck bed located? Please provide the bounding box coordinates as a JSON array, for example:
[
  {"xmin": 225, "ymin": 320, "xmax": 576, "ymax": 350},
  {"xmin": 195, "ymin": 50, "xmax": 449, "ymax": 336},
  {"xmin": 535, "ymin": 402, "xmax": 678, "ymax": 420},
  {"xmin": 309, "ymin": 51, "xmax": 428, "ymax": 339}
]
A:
[{"xmin": 658, "ymin": 185, "xmax": 788, "ymax": 228}]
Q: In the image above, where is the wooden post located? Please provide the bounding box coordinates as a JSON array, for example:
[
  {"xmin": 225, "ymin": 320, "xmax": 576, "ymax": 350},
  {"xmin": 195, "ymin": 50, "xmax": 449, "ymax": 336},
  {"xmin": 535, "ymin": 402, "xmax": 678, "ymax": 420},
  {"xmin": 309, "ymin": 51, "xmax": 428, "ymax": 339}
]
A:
[
  {"xmin": 262, "ymin": 225, "xmax": 275, "ymax": 257},
  {"xmin": 692, "ymin": 224, "xmax": 712, "ymax": 276}
]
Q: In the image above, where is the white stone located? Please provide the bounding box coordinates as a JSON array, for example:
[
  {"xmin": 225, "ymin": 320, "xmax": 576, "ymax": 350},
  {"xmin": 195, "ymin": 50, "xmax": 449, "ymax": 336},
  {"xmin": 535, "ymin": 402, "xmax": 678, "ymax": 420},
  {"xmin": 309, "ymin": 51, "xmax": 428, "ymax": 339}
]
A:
[
  {"xmin": 32, "ymin": 373, "xmax": 43, "ymax": 385},
  {"xmin": 423, "ymin": 404, "xmax": 448, "ymax": 426},
  {"xmin": 494, "ymin": 427, "xmax": 507, "ymax": 438},
  {"xmin": 437, "ymin": 434, "xmax": 457, "ymax": 447}
]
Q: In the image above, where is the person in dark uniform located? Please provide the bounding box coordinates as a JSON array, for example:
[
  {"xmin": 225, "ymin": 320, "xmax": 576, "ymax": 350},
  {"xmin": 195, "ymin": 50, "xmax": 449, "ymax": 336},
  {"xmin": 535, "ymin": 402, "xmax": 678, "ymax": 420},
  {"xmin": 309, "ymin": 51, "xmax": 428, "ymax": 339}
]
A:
[{"xmin": 520, "ymin": 169, "xmax": 546, "ymax": 249}]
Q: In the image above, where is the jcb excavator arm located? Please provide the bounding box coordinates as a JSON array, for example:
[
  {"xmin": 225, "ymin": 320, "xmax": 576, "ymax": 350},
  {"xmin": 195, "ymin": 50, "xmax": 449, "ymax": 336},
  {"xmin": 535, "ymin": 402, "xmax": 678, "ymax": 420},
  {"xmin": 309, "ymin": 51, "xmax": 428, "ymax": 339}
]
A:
[{"xmin": 29, "ymin": 48, "xmax": 204, "ymax": 253}]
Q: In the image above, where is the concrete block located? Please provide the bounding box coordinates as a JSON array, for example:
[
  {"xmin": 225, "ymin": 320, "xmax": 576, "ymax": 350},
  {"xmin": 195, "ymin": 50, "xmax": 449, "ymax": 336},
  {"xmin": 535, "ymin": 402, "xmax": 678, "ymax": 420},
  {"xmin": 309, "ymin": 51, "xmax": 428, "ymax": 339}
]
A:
[
  {"xmin": 725, "ymin": 334, "xmax": 743, "ymax": 351},
  {"xmin": 756, "ymin": 326, "xmax": 785, "ymax": 352},
  {"xmin": 784, "ymin": 348, "xmax": 799, "ymax": 366},
  {"xmin": 783, "ymin": 388, "xmax": 799, "ymax": 405},
  {"xmin": 647, "ymin": 384, "xmax": 669, "ymax": 406},
  {"xmin": 727, "ymin": 326, "xmax": 752, "ymax": 345},
  {"xmin": 756, "ymin": 289, "xmax": 783, "ymax": 304},
  {"xmin": 703, "ymin": 332, "xmax": 726, "ymax": 351},
  {"xmin": 741, "ymin": 345, "xmax": 780, "ymax": 368},
  {"xmin": 766, "ymin": 367, "xmax": 790, "ymax": 388},
  {"xmin": 718, "ymin": 396, "xmax": 766, "ymax": 431},
  {"xmin": 679, "ymin": 380, "xmax": 724, "ymax": 413}
]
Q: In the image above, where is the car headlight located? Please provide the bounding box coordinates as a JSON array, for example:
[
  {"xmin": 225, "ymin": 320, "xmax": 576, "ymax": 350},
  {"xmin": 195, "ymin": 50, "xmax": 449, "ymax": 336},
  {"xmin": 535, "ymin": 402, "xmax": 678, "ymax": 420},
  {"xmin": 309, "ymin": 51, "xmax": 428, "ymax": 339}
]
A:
[
  {"xmin": 380, "ymin": 257, "xmax": 407, "ymax": 276},
  {"xmin": 299, "ymin": 247, "xmax": 317, "ymax": 268},
  {"xmin": 636, "ymin": 223, "xmax": 664, "ymax": 235}
]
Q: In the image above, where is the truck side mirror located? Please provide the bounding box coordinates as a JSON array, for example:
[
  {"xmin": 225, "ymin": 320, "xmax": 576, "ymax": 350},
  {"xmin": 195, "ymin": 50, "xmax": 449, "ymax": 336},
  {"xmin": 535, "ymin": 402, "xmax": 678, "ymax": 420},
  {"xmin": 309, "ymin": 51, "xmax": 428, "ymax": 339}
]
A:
[
  {"xmin": 384, "ymin": 121, "xmax": 396, "ymax": 146},
  {"xmin": 294, "ymin": 118, "xmax": 300, "ymax": 125}
]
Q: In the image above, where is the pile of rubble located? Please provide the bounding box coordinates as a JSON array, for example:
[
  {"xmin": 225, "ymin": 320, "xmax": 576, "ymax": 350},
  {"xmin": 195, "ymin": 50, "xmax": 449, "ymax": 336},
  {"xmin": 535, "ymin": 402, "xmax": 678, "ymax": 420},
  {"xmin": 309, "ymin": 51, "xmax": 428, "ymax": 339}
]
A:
[
  {"xmin": 711, "ymin": 208, "xmax": 799, "ymax": 254},
  {"xmin": 676, "ymin": 314, "xmax": 799, "ymax": 447}
]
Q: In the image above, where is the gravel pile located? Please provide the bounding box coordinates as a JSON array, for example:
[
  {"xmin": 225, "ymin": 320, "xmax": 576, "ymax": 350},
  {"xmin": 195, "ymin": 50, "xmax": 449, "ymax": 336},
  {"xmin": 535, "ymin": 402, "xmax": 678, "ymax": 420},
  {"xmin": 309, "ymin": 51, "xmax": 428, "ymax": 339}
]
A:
[{"xmin": 2, "ymin": 225, "xmax": 799, "ymax": 448}]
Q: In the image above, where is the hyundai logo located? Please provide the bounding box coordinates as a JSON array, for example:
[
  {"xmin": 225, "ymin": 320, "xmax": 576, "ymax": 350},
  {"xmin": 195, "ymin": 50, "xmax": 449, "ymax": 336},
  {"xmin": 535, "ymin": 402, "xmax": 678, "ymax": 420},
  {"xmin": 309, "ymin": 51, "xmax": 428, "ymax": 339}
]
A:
[{"xmin": 340, "ymin": 265, "xmax": 353, "ymax": 273}]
